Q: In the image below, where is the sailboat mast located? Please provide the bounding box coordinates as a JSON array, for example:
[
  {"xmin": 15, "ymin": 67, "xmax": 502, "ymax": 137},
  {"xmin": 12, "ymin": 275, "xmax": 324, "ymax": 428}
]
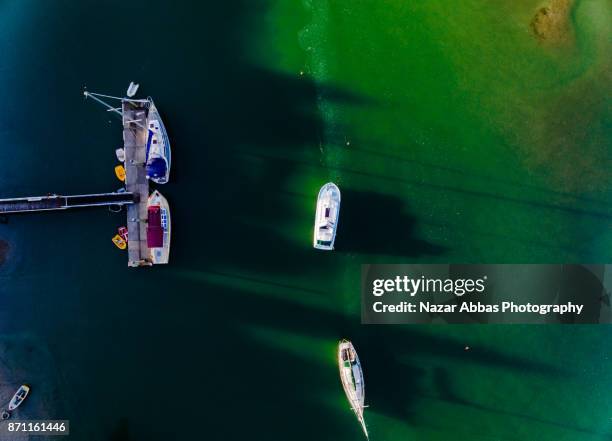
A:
[
  {"xmin": 84, "ymin": 91, "xmax": 148, "ymax": 129},
  {"xmin": 359, "ymin": 417, "xmax": 369, "ymax": 439}
]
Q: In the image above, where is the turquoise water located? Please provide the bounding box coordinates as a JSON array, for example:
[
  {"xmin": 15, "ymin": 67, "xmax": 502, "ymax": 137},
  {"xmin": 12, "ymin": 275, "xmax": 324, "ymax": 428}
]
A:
[{"xmin": 0, "ymin": 0, "xmax": 611, "ymax": 439}]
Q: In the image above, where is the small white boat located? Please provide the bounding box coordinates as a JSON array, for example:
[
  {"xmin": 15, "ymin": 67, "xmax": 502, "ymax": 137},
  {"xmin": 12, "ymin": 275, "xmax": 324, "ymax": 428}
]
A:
[
  {"xmin": 126, "ymin": 82, "xmax": 139, "ymax": 98},
  {"xmin": 115, "ymin": 148, "xmax": 125, "ymax": 162},
  {"xmin": 313, "ymin": 183, "xmax": 340, "ymax": 250},
  {"xmin": 146, "ymin": 190, "xmax": 171, "ymax": 264},
  {"xmin": 145, "ymin": 100, "xmax": 171, "ymax": 184},
  {"xmin": 8, "ymin": 385, "xmax": 30, "ymax": 411},
  {"xmin": 338, "ymin": 340, "xmax": 368, "ymax": 439}
]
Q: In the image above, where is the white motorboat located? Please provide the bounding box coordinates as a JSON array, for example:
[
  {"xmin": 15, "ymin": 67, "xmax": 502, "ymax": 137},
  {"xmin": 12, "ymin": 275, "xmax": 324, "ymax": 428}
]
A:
[
  {"xmin": 338, "ymin": 340, "xmax": 368, "ymax": 438},
  {"xmin": 313, "ymin": 182, "xmax": 340, "ymax": 250},
  {"xmin": 8, "ymin": 385, "xmax": 30, "ymax": 411}
]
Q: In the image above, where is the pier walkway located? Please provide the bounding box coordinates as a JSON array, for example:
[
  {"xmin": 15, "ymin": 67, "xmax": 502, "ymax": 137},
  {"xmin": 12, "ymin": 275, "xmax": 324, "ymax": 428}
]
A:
[
  {"xmin": 122, "ymin": 100, "xmax": 150, "ymax": 267},
  {"xmin": 0, "ymin": 192, "xmax": 136, "ymax": 214},
  {"xmin": 0, "ymin": 90, "xmax": 155, "ymax": 268}
]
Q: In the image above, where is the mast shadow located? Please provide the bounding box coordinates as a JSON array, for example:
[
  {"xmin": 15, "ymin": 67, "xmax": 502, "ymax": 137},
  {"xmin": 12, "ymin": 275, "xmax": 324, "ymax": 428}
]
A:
[{"xmin": 429, "ymin": 367, "xmax": 607, "ymax": 437}]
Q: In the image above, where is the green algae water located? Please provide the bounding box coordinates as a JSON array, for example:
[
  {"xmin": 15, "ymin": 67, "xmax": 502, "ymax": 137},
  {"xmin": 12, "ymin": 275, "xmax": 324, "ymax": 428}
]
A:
[{"xmin": 0, "ymin": 0, "xmax": 610, "ymax": 439}]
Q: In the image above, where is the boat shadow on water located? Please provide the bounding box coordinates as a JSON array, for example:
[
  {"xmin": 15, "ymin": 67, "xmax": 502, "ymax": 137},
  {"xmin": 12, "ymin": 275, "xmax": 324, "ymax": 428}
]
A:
[
  {"xmin": 187, "ymin": 282, "xmax": 575, "ymax": 439},
  {"xmin": 355, "ymin": 325, "xmax": 571, "ymax": 428},
  {"xmin": 172, "ymin": 67, "xmax": 376, "ymax": 277},
  {"xmin": 335, "ymin": 189, "xmax": 446, "ymax": 257}
]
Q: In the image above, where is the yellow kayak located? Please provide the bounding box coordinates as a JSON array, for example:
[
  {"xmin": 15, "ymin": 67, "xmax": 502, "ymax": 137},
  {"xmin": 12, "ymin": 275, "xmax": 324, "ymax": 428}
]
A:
[
  {"xmin": 112, "ymin": 234, "xmax": 127, "ymax": 250},
  {"xmin": 115, "ymin": 165, "xmax": 126, "ymax": 182}
]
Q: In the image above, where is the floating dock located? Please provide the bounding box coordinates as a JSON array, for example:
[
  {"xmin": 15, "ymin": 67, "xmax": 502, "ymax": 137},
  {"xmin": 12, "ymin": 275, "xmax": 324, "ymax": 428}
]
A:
[
  {"xmin": 0, "ymin": 192, "xmax": 135, "ymax": 214},
  {"xmin": 0, "ymin": 85, "xmax": 168, "ymax": 268},
  {"xmin": 121, "ymin": 100, "xmax": 151, "ymax": 267}
]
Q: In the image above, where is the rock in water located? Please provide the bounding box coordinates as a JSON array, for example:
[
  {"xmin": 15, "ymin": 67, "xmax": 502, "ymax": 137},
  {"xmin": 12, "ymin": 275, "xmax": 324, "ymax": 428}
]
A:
[{"xmin": 530, "ymin": 0, "xmax": 574, "ymax": 45}]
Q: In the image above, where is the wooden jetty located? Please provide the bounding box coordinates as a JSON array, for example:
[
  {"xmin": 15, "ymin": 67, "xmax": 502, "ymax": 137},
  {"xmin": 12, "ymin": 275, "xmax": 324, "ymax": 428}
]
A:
[
  {"xmin": 0, "ymin": 192, "xmax": 135, "ymax": 214},
  {"xmin": 122, "ymin": 100, "xmax": 151, "ymax": 267},
  {"xmin": 83, "ymin": 90, "xmax": 158, "ymax": 267},
  {"xmin": 0, "ymin": 87, "xmax": 167, "ymax": 268}
]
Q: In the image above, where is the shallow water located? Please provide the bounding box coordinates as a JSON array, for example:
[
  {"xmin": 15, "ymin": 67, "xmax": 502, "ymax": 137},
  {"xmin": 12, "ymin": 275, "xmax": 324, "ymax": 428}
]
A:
[{"xmin": 0, "ymin": 0, "xmax": 610, "ymax": 440}]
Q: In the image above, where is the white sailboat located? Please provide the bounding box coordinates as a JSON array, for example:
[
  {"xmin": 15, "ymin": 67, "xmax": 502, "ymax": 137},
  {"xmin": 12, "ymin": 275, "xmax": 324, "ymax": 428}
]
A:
[
  {"xmin": 146, "ymin": 190, "xmax": 171, "ymax": 264},
  {"xmin": 313, "ymin": 182, "xmax": 340, "ymax": 250},
  {"xmin": 145, "ymin": 100, "xmax": 171, "ymax": 184},
  {"xmin": 338, "ymin": 340, "xmax": 368, "ymax": 439},
  {"xmin": 83, "ymin": 86, "xmax": 171, "ymax": 184}
]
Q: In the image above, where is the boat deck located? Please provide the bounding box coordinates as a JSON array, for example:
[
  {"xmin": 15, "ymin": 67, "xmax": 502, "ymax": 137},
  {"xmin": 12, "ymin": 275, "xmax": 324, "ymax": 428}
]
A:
[{"xmin": 123, "ymin": 101, "xmax": 150, "ymax": 267}]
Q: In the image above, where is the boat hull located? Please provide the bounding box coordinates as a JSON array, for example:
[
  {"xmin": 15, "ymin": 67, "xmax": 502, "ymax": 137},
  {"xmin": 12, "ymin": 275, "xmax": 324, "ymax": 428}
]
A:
[
  {"xmin": 147, "ymin": 190, "xmax": 171, "ymax": 264},
  {"xmin": 145, "ymin": 101, "xmax": 171, "ymax": 185},
  {"xmin": 313, "ymin": 183, "xmax": 341, "ymax": 250},
  {"xmin": 8, "ymin": 385, "xmax": 30, "ymax": 411}
]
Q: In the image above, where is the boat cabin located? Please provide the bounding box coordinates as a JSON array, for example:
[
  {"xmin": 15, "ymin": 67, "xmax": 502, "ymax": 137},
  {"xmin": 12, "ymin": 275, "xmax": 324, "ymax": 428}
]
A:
[
  {"xmin": 341, "ymin": 348, "xmax": 357, "ymax": 367},
  {"xmin": 147, "ymin": 206, "xmax": 164, "ymax": 248}
]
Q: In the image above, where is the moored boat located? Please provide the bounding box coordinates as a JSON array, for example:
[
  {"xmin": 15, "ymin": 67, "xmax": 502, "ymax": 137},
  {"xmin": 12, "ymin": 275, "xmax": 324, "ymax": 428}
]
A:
[
  {"xmin": 114, "ymin": 164, "xmax": 126, "ymax": 182},
  {"xmin": 145, "ymin": 100, "xmax": 171, "ymax": 184},
  {"xmin": 8, "ymin": 385, "xmax": 30, "ymax": 411},
  {"xmin": 146, "ymin": 190, "xmax": 171, "ymax": 264},
  {"xmin": 338, "ymin": 340, "xmax": 368, "ymax": 439},
  {"xmin": 313, "ymin": 183, "xmax": 340, "ymax": 250},
  {"xmin": 112, "ymin": 234, "xmax": 127, "ymax": 250},
  {"xmin": 126, "ymin": 82, "xmax": 139, "ymax": 98}
]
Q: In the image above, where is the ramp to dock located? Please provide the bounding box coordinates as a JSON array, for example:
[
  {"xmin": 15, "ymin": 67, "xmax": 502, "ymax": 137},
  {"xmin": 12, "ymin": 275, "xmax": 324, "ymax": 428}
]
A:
[
  {"xmin": 0, "ymin": 192, "xmax": 135, "ymax": 214},
  {"xmin": 123, "ymin": 101, "xmax": 150, "ymax": 267}
]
